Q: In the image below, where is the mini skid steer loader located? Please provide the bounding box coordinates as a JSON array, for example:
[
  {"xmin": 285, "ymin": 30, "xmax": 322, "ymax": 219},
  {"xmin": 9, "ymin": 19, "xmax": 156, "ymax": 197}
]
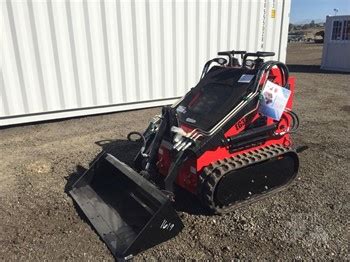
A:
[{"xmin": 69, "ymin": 50, "xmax": 304, "ymax": 259}]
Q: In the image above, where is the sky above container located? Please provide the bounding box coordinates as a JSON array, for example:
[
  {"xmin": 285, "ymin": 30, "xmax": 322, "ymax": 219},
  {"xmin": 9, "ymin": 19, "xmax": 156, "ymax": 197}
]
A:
[{"xmin": 291, "ymin": 0, "xmax": 350, "ymax": 24}]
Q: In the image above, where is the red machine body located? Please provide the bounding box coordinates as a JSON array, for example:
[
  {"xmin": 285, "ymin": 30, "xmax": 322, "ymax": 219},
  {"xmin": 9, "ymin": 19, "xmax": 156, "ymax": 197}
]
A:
[{"xmin": 157, "ymin": 68, "xmax": 296, "ymax": 194}]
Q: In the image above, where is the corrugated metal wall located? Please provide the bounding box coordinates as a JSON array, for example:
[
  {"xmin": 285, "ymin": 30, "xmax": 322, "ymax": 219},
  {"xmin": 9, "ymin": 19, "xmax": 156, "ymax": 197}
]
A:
[{"xmin": 0, "ymin": 0, "xmax": 291, "ymax": 126}]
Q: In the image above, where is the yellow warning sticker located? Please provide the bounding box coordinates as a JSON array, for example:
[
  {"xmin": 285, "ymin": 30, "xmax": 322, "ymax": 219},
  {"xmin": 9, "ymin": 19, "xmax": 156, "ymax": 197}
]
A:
[{"xmin": 271, "ymin": 8, "xmax": 276, "ymax": 18}]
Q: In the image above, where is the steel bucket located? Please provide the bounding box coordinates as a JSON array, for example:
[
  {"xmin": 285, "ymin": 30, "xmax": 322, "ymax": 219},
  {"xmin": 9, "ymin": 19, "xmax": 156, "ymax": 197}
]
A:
[{"xmin": 69, "ymin": 153, "xmax": 183, "ymax": 258}]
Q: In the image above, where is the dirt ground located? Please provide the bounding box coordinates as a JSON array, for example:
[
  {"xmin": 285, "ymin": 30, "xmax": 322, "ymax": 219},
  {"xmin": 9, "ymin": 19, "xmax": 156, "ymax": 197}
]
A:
[{"xmin": 1, "ymin": 43, "xmax": 349, "ymax": 261}]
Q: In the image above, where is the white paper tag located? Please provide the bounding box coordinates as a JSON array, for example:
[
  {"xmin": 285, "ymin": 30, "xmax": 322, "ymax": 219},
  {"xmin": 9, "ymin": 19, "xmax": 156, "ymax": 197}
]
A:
[
  {"xmin": 259, "ymin": 80, "xmax": 291, "ymax": 121},
  {"xmin": 238, "ymin": 74, "xmax": 254, "ymax": 83}
]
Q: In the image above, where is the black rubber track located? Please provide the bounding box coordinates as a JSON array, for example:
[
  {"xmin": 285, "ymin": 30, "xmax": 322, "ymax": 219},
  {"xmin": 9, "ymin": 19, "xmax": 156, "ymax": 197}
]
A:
[{"xmin": 198, "ymin": 144, "xmax": 299, "ymax": 214}]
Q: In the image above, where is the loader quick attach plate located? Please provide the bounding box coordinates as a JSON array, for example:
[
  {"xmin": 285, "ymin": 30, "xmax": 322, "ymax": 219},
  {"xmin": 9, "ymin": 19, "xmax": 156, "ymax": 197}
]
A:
[{"xmin": 69, "ymin": 153, "xmax": 183, "ymax": 259}]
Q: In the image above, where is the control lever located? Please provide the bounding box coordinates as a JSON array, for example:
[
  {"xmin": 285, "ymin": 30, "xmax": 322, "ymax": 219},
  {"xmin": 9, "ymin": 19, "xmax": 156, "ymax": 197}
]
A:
[
  {"xmin": 242, "ymin": 51, "xmax": 275, "ymax": 69},
  {"xmin": 217, "ymin": 50, "xmax": 246, "ymax": 67},
  {"xmin": 200, "ymin": 57, "xmax": 228, "ymax": 79}
]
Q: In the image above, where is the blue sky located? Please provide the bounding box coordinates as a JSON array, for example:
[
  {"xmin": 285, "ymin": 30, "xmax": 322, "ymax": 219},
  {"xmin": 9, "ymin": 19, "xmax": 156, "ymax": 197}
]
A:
[{"xmin": 290, "ymin": 0, "xmax": 350, "ymax": 23}]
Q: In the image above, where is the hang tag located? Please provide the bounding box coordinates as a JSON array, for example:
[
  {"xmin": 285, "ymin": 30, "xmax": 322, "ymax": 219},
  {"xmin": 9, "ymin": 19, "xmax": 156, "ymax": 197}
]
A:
[
  {"xmin": 259, "ymin": 80, "xmax": 291, "ymax": 121},
  {"xmin": 238, "ymin": 74, "xmax": 254, "ymax": 83}
]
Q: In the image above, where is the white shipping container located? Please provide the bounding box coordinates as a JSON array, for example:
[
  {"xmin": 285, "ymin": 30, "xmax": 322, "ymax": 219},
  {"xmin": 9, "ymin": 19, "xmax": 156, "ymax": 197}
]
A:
[
  {"xmin": 0, "ymin": 0, "xmax": 291, "ymax": 126},
  {"xmin": 321, "ymin": 15, "xmax": 350, "ymax": 72}
]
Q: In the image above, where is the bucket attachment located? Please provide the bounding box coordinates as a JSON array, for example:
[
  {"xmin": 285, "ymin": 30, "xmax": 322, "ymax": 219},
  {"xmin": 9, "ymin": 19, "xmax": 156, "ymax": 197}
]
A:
[{"xmin": 69, "ymin": 153, "xmax": 184, "ymax": 258}]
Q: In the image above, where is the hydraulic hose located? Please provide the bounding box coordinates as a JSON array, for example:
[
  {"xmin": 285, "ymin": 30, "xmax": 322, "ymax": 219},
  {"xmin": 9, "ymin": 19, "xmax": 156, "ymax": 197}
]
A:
[
  {"xmin": 284, "ymin": 109, "xmax": 300, "ymax": 133},
  {"xmin": 254, "ymin": 60, "xmax": 289, "ymax": 90},
  {"xmin": 127, "ymin": 131, "xmax": 148, "ymax": 157}
]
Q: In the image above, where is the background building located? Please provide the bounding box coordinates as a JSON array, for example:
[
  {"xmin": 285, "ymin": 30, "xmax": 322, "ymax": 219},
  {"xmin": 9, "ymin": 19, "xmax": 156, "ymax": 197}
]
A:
[{"xmin": 321, "ymin": 15, "xmax": 350, "ymax": 72}]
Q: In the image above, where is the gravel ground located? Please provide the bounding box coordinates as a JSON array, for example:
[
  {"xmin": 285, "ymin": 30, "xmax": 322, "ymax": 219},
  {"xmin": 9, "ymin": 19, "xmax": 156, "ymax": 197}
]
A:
[{"xmin": 0, "ymin": 43, "xmax": 349, "ymax": 261}]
